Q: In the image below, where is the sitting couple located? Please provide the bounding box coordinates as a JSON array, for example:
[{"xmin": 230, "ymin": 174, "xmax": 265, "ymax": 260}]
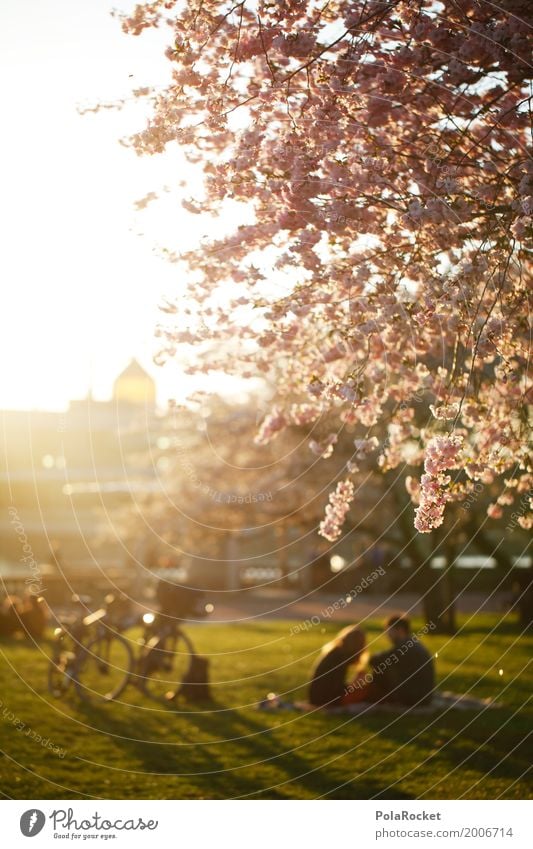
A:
[{"xmin": 309, "ymin": 615, "xmax": 435, "ymax": 709}]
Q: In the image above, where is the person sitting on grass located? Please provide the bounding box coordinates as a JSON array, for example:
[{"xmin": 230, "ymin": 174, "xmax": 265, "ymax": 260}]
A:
[
  {"xmin": 368, "ymin": 614, "xmax": 435, "ymax": 707},
  {"xmin": 0, "ymin": 594, "xmax": 46, "ymax": 641},
  {"xmin": 309, "ymin": 625, "xmax": 369, "ymax": 707},
  {"xmin": 0, "ymin": 595, "xmax": 23, "ymax": 638},
  {"xmin": 20, "ymin": 594, "xmax": 47, "ymax": 640}
]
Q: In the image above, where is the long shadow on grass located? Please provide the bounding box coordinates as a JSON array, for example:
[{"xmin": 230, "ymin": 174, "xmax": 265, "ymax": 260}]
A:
[
  {"xmin": 72, "ymin": 697, "xmax": 395, "ymax": 799},
  {"xmin": 72, "ymin": 694, "xmax": 526, "ymax": 799},
  {"xmin": 349, "ymin": 699, "xmax": 532, "ymax": 795}
]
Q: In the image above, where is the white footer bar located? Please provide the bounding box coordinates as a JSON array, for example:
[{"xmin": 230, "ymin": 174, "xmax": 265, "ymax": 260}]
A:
[{"xmin": 2, "ymin": 799, "xmax": 531, "ymax": 848}]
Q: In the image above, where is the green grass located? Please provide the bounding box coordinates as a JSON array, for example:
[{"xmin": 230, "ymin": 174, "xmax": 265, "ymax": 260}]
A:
[{"xmin": 0, "ymin": 614, "xmax": 531, "ymax": 799}]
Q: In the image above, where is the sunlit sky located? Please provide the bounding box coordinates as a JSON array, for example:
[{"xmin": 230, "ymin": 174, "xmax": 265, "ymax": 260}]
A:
[{"xmin": 0, "ymin": 0, "xmax": 246, "ymax": 411}]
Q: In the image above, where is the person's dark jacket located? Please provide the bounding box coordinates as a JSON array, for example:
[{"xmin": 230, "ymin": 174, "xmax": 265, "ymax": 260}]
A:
[
  {"xmin": 309, "ymin": 646, "xmax": 352, "ymax": 707},
  {"xmin": 371, "ymin": 637, "xmax": 435, "ymax": 706}
]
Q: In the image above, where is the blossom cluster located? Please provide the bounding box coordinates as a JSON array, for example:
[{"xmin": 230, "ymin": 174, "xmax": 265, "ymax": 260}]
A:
[{"xmin": 319, "ymin": 479, "xmax": 356, "ymax": 542}]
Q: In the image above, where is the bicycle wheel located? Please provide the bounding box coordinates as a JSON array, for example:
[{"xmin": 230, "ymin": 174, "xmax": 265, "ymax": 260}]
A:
[
  {"xmin": 48, "ymin": 640, "xmax": 76, "ymax": 698},
  {"xmin": 138, "ymin": 630, "xmax": 195, "ymax": 702},
  {"xmin": 74, "ymin": 633, "xmax": 134, "ymax": 703}
]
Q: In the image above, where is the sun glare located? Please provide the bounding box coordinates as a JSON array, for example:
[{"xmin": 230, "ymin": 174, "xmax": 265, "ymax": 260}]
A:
[{"xmin": 0, "ymin": 1, "xmax": 242, "ymax": 413}]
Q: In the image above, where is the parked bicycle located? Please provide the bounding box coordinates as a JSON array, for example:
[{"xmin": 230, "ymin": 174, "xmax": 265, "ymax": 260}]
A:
[
  {"xmin": 135, "ymin": 612, "xmax": 197, "ymax": 701},
  {"xmin": 134, "ymin": 579, "xmax": 211, "ymax": 702},
  {"xmin": 48, "ymin": 595, "xmax": 134, "ymax": 704}
]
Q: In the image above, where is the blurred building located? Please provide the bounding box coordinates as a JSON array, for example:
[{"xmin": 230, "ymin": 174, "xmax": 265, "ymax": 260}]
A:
[{"xmin": 0, "ymin": 359, "xmax": 164, "ymax": 595}]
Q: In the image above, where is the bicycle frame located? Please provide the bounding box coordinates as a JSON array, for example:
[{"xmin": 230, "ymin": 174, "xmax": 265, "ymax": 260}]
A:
[{"xmin": 49, "ymin": 607, "xmax": 133, "ymax": 702}]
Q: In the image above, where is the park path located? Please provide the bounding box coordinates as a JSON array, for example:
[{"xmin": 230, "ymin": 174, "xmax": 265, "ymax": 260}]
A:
[{"xmin": 200, "ymin": 590, "xmax": 506, "ymax": 625}]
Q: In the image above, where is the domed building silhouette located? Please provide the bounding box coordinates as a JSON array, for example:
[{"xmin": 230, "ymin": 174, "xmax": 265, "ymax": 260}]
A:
[
  {"xmin": 65, "ymin": 357, "xmax": 157, "ymax": 425},
  {"xmin": 113, "ymin": 358, "xmax": 156, "ymax": 412}
]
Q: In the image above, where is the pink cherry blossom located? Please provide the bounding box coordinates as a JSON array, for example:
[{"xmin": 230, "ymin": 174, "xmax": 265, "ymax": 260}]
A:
[
  {"xmin": 255, "ymin": 408, "xmax": 287, "ymax": 445},
  {"xmin": 414, "ymin": 473, "xmax": 452, "ymax": 533},
  {"xmin": 424, "ymin": 435, "xmax": 463, "ymax": 476},
  {"xmin": 319, "ymin": 479, "xmax": 356, "ymax": 542},
  {"xmin": 487, "ymin": 503, "xmax": 503, "ymax": 520}
]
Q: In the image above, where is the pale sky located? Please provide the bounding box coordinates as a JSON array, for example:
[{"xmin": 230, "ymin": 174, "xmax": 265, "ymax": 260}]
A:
[{"xmin": 0, "ymin": 0, "xmax": 243, "ymax": 410}]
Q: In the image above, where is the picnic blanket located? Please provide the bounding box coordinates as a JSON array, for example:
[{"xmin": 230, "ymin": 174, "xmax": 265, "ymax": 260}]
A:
[{"xmin": 257, "ymin": 691, "xmax": 502, "ymax": 714}]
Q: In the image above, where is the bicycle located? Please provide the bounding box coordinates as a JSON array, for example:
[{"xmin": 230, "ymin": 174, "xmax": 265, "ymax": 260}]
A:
[
  {"xmin": 135, "ymin": 612, "xmax": 199, "ymax": 702},
  {"xmin": 48, "ymin": 596, "xmax": 134, "ymax": 704}
]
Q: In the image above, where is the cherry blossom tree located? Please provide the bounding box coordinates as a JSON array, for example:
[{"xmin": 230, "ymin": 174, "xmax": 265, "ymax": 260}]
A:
[{"xmin": 118, "ymin": 0, "xmax": 532, "ymax": 541}]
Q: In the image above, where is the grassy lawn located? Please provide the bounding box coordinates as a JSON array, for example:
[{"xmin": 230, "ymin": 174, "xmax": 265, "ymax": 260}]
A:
[{"xmin": 0, "ymin": 614, "xmax": 531, "ymax": 799}]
